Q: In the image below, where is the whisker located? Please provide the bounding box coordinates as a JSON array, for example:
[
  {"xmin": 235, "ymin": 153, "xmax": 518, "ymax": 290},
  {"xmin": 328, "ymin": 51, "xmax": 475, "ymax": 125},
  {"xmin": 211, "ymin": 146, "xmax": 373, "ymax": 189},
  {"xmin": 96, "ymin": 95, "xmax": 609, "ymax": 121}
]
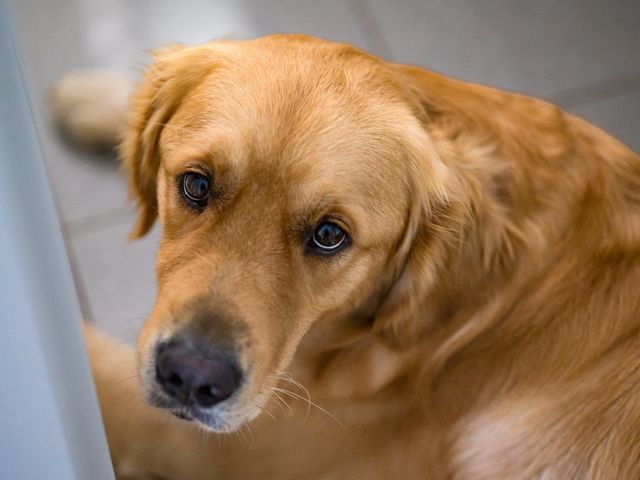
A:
[
  {"xmin": 269, "ymin": 372, "xmax": 313, "ymax": 420},
  {"xmin": 280, "ymin": 374, "xmax": 313, "ymax": 414},
  {"xmin": 198, "ymin": 425, "xmax": 208, "ymax": 444},
  {"xmin": 237, "ymin": 424, "xmax": 250, "ymax": 448},
  {"xmin": 262, "ymin": 405, "xmax": 276, "ymax": 421},
  {"xmin": 270, "ymin": 390, "xmax": 294, "ymax": 416},
  {"xmin": 243, "ymin": 423, "xmax": 255, "ymax": 449},
  {"xmin": 271, "ymin": 386, "xmax": 344, "ymax": 429}
]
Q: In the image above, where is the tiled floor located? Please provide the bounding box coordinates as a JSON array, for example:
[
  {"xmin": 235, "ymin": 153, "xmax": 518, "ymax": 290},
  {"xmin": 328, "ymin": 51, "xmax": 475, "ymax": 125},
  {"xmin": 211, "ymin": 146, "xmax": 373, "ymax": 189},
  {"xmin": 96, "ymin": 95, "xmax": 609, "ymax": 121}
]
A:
[{"xmin": 10, "ymin": 0, "xmax": 640, "ymax": 344}]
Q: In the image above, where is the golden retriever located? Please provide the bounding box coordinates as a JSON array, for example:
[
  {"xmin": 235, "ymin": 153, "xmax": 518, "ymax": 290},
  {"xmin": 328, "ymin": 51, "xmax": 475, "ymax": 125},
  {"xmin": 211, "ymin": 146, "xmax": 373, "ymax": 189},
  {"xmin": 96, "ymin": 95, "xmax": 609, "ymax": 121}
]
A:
[{"xmin": 59, "ymin": 34, "xmax": 640, "ymax": 479}]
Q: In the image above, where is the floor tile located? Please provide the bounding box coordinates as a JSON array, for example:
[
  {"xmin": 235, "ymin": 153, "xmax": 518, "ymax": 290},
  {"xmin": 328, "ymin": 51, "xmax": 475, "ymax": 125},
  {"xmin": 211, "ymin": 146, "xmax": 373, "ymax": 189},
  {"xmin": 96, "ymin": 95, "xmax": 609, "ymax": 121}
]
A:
[
  {"xmin": 549, "ymin": 72, "xmax": 640, "ymax": 110},
  {"xmin": 36, "ymin": 121, "xmax": 129, "ymax": 224},
  {"xmin": 243, "ymin": 0, "xmax": 372, "ymax": 51},
  {"xmin": 69, "ymin": 219, "xmax": 159, "ymax": 344},
  {"xmin": 366, "ymin": 0, "xmax": 640, "ymax": 98},
  {"xmin": 570, "ymin": 91, "xmax": 640, "ymax": 154},
  {"xmin": 13, "ymin": 0, "xmax": 372, "ymax": 89}
]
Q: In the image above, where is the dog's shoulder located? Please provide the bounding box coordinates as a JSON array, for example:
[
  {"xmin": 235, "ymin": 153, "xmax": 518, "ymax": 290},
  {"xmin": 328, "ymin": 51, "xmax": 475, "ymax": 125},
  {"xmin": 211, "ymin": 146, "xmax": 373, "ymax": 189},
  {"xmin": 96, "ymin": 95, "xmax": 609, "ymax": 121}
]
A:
[{"xmin": 448, "ymin": 329, "xmax": 640, "ymax": 479}]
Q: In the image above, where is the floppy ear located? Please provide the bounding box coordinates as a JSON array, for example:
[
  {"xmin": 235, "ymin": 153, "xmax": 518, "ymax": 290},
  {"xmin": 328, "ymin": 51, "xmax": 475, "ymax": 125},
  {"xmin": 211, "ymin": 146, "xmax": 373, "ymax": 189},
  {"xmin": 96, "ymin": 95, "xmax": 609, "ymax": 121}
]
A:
[
  {"xmin": 371, "ymin": 63, "xmax": 530, "ymax": 350},
  {"xmin": 370, "ymin": 67, "xmax": 472, "ymax": 350},
  {"xmin": 121, "ymin": 45, "xmax": 218, "ymax": 238},
  {"xmin": 371, "ymin": 175, "xmax": 468, "ymax": 350}
]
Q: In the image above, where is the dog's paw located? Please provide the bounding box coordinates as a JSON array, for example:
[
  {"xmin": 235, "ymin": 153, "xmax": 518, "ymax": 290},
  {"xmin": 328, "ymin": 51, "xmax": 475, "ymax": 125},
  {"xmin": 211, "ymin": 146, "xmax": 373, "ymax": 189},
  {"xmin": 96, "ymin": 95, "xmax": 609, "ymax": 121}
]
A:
[{"xmin": 51, "ymin": 70, "xmax": 133, "ymax": 150}]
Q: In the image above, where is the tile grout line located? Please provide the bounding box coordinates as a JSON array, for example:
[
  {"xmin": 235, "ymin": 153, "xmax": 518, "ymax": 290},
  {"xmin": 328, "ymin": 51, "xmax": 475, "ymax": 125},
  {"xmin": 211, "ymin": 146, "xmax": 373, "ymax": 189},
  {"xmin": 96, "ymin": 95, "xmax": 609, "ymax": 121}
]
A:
[
  {"xmin": 347, "ymin": 0, "xmax": 396, "ymax": 62},
  {"xmin": 548, "ymin": 71, "xmax": 640, "ymax": 110},
  {"xmin": 63, "ymin": 205, "xmax": 134, "ymax": 239},
  {"xmin": 348, "ymin": 3, "xmax": 639, "ymax": 113},
  {"xmin": 57, "ymin": 218, "xmax": 96, "ymax": 324}
]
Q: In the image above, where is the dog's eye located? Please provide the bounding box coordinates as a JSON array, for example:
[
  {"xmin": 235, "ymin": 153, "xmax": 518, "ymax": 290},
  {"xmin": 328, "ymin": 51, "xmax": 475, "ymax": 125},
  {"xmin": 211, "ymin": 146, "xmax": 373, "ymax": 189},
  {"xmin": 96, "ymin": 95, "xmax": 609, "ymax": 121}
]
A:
[
  {"xmin": 309, "ymin": 221, "xmax": 348, "ymax": 254},
  {"xmin": 180, "ymin": 172, "xmax": 211, "ymax": 207}
]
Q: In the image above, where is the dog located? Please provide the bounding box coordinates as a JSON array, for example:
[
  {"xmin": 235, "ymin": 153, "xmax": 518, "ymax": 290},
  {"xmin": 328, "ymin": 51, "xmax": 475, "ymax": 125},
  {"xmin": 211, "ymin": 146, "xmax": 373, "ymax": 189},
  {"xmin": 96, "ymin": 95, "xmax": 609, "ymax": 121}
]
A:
[{"xmin": 56, "ymin": 34, "xmax": 640, "ymax": 479}]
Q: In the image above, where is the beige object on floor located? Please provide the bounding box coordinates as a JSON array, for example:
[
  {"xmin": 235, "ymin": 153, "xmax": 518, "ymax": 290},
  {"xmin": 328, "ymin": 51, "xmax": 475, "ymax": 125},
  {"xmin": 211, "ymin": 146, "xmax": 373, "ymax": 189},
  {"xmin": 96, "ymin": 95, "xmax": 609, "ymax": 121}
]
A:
[{"xmin": 52, "ymin": 70, "xmax": 133, "ymax": 149}]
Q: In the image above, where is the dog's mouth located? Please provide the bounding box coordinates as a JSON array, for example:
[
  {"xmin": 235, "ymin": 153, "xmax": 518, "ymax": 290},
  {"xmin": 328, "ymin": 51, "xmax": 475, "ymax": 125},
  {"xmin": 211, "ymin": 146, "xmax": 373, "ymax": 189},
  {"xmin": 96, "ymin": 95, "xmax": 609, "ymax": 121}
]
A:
[
  {"xmin": 147, "ymin": 390, "xmax": 244, "ymax": 431},
  {"xmin": 169, "ymin": 407, "xmax": 194, "ymax": 421},
  {"xmin": 146, "ymin": 389, "xmax": 199, "ymax": 420},
  {"xmin": 144, "ymin": 372, "xmax": 267, "ymax": 433}
]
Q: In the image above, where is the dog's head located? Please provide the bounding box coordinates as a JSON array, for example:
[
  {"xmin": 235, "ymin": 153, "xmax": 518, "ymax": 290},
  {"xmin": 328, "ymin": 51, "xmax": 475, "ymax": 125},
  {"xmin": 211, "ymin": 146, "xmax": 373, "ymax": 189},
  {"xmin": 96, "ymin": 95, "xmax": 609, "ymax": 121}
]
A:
[{"xmin": 125, "ymin": 35, "xmax": 461, "ymax": 431}]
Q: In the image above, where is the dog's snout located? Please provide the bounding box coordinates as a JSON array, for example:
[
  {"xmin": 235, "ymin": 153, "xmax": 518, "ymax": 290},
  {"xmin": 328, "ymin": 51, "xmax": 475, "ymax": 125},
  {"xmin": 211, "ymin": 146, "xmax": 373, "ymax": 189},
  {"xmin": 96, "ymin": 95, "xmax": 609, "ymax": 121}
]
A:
[{"xmin": 155, "ymin": 341, "xmax": 241, "ymax": 408}]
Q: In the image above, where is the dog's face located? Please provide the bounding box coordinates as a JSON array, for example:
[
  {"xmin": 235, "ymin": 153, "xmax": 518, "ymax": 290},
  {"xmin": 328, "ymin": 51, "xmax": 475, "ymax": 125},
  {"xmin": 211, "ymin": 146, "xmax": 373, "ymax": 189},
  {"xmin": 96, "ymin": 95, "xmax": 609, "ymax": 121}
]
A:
[{"xmin": 126, "ymin": 36, "xmax": 451, "ymax": 431}]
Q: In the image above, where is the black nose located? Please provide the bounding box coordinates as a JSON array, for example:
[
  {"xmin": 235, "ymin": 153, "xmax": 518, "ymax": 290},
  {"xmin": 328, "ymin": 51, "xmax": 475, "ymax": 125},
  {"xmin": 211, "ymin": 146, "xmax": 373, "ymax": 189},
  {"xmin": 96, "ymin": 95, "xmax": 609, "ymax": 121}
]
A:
[{"xmin": 155, "ymin": 341, "xmax": 241, "ymax": 408}]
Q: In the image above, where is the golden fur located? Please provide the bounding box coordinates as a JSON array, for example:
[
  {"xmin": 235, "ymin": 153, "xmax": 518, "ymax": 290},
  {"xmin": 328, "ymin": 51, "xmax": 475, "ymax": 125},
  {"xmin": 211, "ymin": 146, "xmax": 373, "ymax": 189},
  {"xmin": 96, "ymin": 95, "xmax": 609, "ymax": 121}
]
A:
[{"xmin": 79, "ymin": 34, "xmax": 640, "ymax": 479}]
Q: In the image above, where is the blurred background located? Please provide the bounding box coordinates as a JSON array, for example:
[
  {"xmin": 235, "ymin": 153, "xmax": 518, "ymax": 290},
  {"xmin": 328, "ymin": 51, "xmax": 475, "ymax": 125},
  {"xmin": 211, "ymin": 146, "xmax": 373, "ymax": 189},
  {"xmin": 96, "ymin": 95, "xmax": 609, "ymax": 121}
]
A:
[{"xmin": 9, "ymin": 0, "xmax": 639, "ymax": 344}]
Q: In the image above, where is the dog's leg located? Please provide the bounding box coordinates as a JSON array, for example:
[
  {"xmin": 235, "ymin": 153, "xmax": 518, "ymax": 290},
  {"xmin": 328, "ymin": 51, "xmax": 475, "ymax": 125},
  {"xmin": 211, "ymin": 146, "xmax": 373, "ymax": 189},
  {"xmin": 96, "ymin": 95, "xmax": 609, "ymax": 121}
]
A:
[
  {"xmin": 84, "ymin": 324, "xmax": 374, "ymax": 480},
  {"xmin": 84, "ymin": 324, "xmax": 227, "ymax": 480}
]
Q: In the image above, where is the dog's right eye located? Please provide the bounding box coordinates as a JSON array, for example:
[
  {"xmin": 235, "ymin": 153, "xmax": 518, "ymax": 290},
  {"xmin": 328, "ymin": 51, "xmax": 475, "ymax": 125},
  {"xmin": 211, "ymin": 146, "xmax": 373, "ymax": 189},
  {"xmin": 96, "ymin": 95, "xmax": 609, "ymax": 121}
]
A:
[
  {"xmin": 180, "ymin": 172, "xmax": 211, "ymax": 207},
  {"xmin": 308, "ymin": 221, "xmax": 349, "ymax": 255}
]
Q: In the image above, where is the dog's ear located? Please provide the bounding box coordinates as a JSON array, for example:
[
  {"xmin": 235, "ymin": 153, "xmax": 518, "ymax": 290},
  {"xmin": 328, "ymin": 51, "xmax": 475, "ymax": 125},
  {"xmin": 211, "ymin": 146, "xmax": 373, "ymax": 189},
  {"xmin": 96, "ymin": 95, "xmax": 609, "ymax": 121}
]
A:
[
  {"xmin": 371, "ymin": 67, "xmax": 471, "ymax": 350},
  {"xmin": 371, "ymin": 184, "xmax": 467, "ymax": 350},
  {"xmin": 121, "ymin": 45, "xmax": 218, "ymax": 238}
]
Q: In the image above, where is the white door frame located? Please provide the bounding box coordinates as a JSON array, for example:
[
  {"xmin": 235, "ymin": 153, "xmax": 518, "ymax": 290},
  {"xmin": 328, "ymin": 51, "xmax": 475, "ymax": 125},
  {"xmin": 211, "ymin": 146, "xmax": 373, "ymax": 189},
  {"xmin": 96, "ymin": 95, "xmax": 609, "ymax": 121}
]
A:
[{"xmin": 0, "ymin": 1, "xmax": 115, "ymax": 477}]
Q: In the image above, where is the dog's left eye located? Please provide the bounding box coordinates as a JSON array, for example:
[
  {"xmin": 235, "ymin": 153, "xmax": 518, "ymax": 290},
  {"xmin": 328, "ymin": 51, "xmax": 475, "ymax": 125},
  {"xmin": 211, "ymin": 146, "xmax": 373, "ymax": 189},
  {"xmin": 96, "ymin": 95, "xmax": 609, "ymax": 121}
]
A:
[
  {"xmin": 180, "ymin": 172, "xmax": 211, "ymax": 207},
  {"xmin": 309, "ymin": 221, "xmax": 348, "ymax": 254}
]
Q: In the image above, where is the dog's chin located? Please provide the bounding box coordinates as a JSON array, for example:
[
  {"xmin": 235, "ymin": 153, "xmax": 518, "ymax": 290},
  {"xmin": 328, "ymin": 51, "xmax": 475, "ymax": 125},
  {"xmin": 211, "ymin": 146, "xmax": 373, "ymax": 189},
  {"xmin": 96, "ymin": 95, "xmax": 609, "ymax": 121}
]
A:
[
  {"xmin": 145, "ymin": 388, "xmax": 263, "ymax": 433},
  {"xmin": 169, "ymin": 408, "xmax": 241, "ymax": 432}
]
